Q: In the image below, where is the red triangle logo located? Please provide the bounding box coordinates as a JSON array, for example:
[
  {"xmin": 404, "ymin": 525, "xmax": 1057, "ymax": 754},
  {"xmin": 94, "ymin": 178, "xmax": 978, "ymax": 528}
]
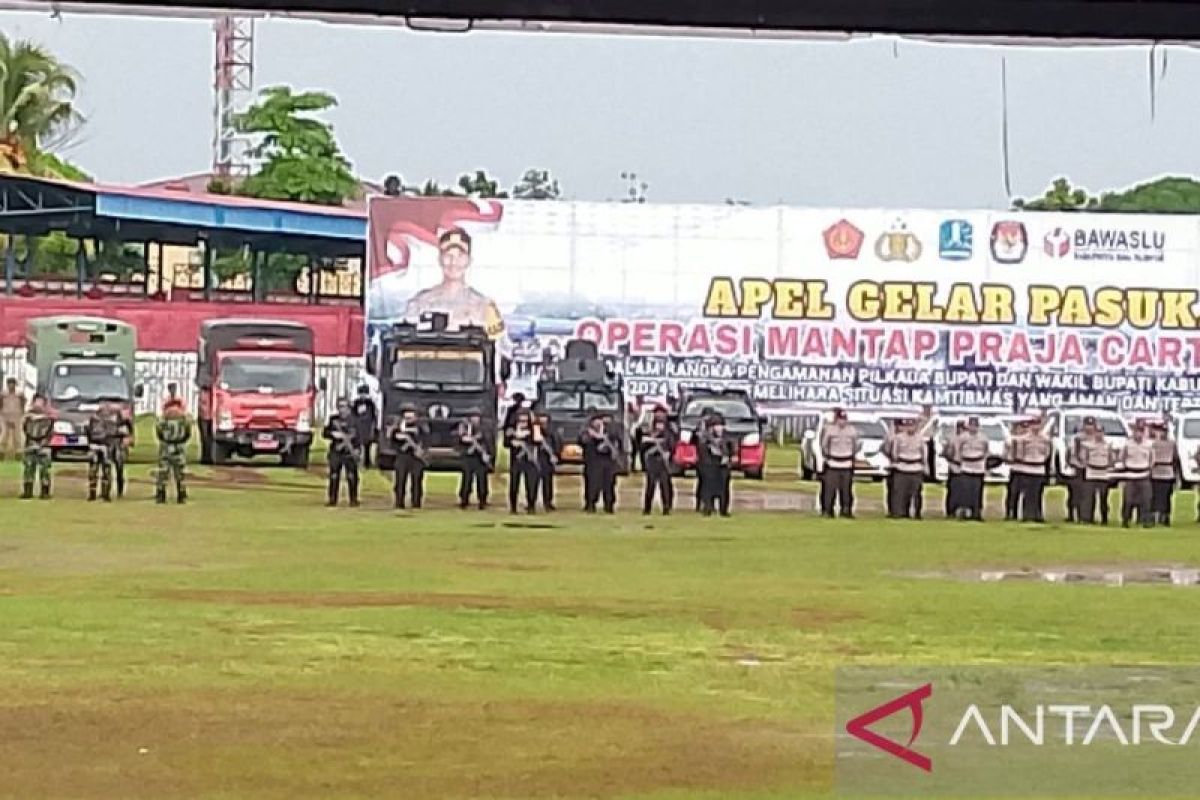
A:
[{"xmin": 845, "ymin": 682, "xmax": 933, "ymax": 772}]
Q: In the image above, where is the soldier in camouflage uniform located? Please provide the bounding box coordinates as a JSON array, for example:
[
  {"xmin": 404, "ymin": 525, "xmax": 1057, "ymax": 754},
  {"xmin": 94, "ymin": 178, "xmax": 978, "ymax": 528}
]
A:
[
  {"xmin": 155, "ymin": 398, "xmax": 191, "ymax": 504},
  {"xmin": 85, "ymin": 401, "xmax": 124, "ymax": 502},
  {"xmin": 21, "ymin": 394, "xmax": 53, "ymax": 500},
  {"xmin": 113, "ymin": 411, "xmax": 134, "ymax": 498}
]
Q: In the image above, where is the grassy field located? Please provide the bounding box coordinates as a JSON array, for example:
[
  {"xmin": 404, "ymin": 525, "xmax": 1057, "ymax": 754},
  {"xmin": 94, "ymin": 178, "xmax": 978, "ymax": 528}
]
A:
[{"xmin": 2, "ymin": 426, "xmax": 1200, "ymax": 798}]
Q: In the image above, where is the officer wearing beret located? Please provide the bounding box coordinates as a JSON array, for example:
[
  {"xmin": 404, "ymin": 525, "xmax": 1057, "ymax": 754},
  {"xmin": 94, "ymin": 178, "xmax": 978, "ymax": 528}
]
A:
[{"xmin": 403, "ymin": 228, "xmax": 505, "ymax": 339}]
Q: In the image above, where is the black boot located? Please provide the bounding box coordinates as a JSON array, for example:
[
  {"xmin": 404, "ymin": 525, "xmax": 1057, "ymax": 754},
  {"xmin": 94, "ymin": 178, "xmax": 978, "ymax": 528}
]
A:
[
  {"xmin": 155, "ymin": 489, "xmax": 166, "ymax": 505},
  {"xmin": 39, "ymin": 485, "xmax": 50, "ymax": 500},
  {"xmin": 88, "ymin": 488, "xmax": 97, "ymax": 502},
  {"xmin": 20, "ymin": 482, "xmax": 32, "ymax": 500},
  {"xmin": 177, "ymin": 489, "xmax": 187, "ymax": 505}
]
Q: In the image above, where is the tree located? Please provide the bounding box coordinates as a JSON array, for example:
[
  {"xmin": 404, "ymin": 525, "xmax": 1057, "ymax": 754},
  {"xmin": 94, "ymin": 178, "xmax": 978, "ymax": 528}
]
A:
[
  {"xmin": 0, "ymin": 33, "xmax": 83, "ymax": 173},
  {"xmin": 456, "ymin": 169, "xmax": 507, "ymax": 198},
  {"xmin": 1093, "ymin": 176, "xmax": 1200, "ymax": 213},
  {"xmin": 235, "ymin": 86, "xmax": 359, "ymax": 206},
  {"xmin": 512, "ymin": 168, "xmax": 561, "ymax": 200},
  {"xmin": 1012, "ymin": 177, "xmax": 1096, "ymax": 211}
]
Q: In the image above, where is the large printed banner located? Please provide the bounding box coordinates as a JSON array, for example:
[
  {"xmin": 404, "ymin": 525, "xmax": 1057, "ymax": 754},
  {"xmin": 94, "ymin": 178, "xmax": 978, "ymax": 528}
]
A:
[{"xmin": 367, "ymin": 198, "xmax": 1200, "ymax": 413}]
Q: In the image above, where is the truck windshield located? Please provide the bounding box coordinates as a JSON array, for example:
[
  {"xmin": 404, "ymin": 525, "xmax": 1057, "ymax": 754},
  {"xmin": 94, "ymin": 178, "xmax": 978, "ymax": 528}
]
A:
[
  {"xmin": 49, "ymin": 363, "xmax": 129, "ymax": 402},
  {"xmin": 393, "ymin": 349, "xmax": 485, "ymax": 386},
  {"xmin": 542, "ymin": 388, "xmax": 620, "ymax": 412},
  {"xmin": 219, "ymin": 356, "xmax": 312, "ymax": 394}
]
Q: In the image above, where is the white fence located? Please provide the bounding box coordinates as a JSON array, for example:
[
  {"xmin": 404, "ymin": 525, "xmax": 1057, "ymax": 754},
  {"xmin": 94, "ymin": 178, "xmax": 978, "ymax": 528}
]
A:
[{"xmin": 0, "ymin": 348, "xmax": 364, "ymax": 419}]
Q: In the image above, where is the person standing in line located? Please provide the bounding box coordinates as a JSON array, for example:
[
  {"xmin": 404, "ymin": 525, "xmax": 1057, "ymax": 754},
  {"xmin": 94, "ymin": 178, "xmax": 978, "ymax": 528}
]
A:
[
  {"xmin": 351, "ymin": 385, "xmax": 378, "ymax": 469},
  {"xmin": 819, "ymin": 408, "xmax": 857, "ymax": 519},
  {"xmin": 535, "ymin": 411, "xmax": 561, "ymax": 511},
  {"xmin": 1003, "ymin": 419, "xmax": 1027, "ymax": 521},
  {"xmin": 506, "ymin": 406, "xmax": 540, "ymax": 514},
  {"xmin": 388, "ymin": 405, "xmax": 429, "ymax": 509},
  {"xmin": 954, "ymin": 416, "xmax": 989, "ymax": 521},
  {"xmin": 640, "ymin": 413, "xmax": 676, "ymax": 515},
  {"xmin": 1014, "ymin": 416, "xmax": 1050, "ymax": 523},
  {"xmin": 113, "ymin": 411, "xmax": 134, "ymax": 499},
  {"xmin": 1119, "ymin": 421, "xmax": 1155, "ymax": 529},
  {"xmin": 20, "ymin": 394, "xmax": 53, "ymax": 500},
  {"xmin": 942, "ymin": 420, "xmax": 965, "ymax": 518},
  {"xmin": 85, "ymin": 401, "xmax": 123, "ymax": 502},
  {"xmin": 887, "ymin": 417, "xmax": 927, "ymax": 519},
  {"xmin": 322, "ymin": 398, "xmax": 362, "ymax": 507},
  {"xmin": 693, "ymin": 406, "xmax": 715, "ymax": 512},
  {"xmin": 0, "ymin": 377, "xmax": 26, "ymax": 460},
  {"xmin": 155, "ymin": 398, "xmax": 192, "ymax": 505},
  {"xmin": 697, "ymin": 412, "xmax": 735, "ymax": 517},
  {"xmin": 1150, "ymin": 421, "xmax": 1177, "ymax": 527},
  {"xmin": 456, "ymin": 407, "xmax": 492, "ymax": 510},
  {"xmin": 1064, "ymin": 418, "xmax": 1092, "ymax": 523},
  {"xmin": 1079, "ymin": 421, "xmax": 1113, "ymax": 525}
]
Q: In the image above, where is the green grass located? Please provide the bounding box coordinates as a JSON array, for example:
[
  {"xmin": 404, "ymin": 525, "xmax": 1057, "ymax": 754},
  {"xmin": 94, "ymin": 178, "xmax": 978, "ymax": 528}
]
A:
[{"xmin": 2, "ymin": 426, "xmax": 1200, "ymax": 798}]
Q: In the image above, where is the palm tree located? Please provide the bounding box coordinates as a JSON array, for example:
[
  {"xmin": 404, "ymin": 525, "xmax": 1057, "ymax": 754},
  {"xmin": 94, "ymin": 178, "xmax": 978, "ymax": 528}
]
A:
[{"xmin": 0, "ymin": 33, "xmax": 83, "ymax": 174}]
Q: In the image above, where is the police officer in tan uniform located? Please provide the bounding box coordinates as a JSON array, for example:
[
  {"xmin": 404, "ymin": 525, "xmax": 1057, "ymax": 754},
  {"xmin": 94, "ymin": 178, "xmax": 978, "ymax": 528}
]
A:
[
  {"xmin": 404, "ymin": 228, "xmax": 505, "ymax": 339},
  {"xmin": 1149, "ymin": 421, "xmax": 1177, "ymax": 526},
  {"xmin": 819, "ymin": 408, "xmax": 858, "ymax": 518},
  {"xmin": 887, "ymin": 418, "xmax": 927, "ymax": 519},
  {"xmin": 1079, "ymin": 423, "xmax": 1114, "ymax": 525},
  {"xmin": 952, "ymin": 417, "xmax": 990, "ymax": 521},
  {"xmin": 1010, "ymin": 416, "xmax": 1050, "ymax": 523},
  {"xmin": 1118, "ymin": 421, "xmax": 1155, "ymax": 528}
]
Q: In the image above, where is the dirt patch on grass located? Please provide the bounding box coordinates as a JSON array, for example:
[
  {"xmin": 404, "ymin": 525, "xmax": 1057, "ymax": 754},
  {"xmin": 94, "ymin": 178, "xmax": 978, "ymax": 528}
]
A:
[
  {"xmin": 159, "ymin": 588, "xmax": 663, "ymax": 621},
  {"xmin": 457, "ymin": 559, "xmax": 552, "ymax": 572},
  {"xmin": 0, "ymin": 688, "xmax": 821, "ymax": 799}
]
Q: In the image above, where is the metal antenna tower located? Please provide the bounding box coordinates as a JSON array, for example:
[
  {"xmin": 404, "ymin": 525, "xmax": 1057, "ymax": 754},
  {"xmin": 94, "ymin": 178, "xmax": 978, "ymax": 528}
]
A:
[{"xmin": 212, "ymin": 16, "xmax": 255, "ymax": 180}]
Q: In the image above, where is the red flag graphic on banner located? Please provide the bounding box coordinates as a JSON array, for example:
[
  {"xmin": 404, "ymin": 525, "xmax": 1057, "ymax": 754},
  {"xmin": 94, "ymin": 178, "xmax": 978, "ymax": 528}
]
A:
[{"xmin": 367, "ymin": 197, "xmax": 504, "ymax": 281}]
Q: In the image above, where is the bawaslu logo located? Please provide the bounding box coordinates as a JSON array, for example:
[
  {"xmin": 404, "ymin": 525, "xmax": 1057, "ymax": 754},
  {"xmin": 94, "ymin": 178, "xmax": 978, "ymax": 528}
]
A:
[{"xmin": 1069, "ymin": 227, "xmax": 1167, "ymax": 262}]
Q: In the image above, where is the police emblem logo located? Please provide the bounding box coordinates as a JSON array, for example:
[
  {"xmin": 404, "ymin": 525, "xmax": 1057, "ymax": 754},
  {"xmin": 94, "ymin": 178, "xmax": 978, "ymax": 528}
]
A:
[
  {"xmin": 428, "ymin": 404, "xmax": 450, "ymax": 420},
  {"xmin": 874, "ymin": 220, "xmax": 923, "ymax": 263},
  {"xmin": 938, "ymin": 219, "xmax": 973, "ymax": 261},
  {"xmin": 990, "ymin": 220, "xmax": 1028, "ymax": 264},
  {"xmin": 823, "ymin": 219, "xmax": 865, "ymax": 259}
]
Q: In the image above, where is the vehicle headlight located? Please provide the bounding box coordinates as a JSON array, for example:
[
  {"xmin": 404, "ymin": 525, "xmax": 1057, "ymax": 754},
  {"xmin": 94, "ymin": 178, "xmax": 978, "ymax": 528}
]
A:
[
  {"xmin": 742, "ymin": 433, "xmax": 761, "ymax": 447},
  {"xmin": 53, "ymin": 420, "xmax": 74, "ymax": 435},
  {"xmin": 217, "ymin": 409, "xmax": 235, "ymax": 432},
  {"xmin": 680, "ymin": 430, "xmax": 693, "ymax": 444},
  {"xmin": 296, "ymin": 409, "xmax": 311, "ymax": 433}
]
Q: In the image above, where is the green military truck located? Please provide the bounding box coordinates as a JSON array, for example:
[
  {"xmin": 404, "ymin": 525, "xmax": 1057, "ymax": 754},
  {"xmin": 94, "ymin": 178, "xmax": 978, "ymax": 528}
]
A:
[{"xmin": 25, "ymin": 316, "xmax": 140, "ymax": 459}]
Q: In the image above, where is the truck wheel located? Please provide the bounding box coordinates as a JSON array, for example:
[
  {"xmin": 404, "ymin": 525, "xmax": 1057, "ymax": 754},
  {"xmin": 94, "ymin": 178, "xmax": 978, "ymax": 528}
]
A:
[
  {"xmin": 199, "ymin": 422, "xmax": 213, "ymax": 466},
  {"xmin": 283, "ymin": 445, "xmax": 310, "ymax": 469},
  {"xmin": 745, "ymin": 467, "xmax": 764, "ymax": 480},
  {"xmin": 210, "ymin": 438, "xmax": 229, "ymax": 466}
]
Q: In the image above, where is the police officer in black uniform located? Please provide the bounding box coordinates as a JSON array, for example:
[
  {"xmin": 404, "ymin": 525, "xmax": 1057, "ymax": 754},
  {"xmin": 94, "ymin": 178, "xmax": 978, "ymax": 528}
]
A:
[
  {"xmin": 505, "ymin": 406, "xmax": 540, "ymax": 513},
  {"xmin": 697, "ymin": 412, "xmax": 736, "ymax": 517},
  {"xmin": 535, "ymin": 410, "xmax": 561, "ymax": 511},
  {"xmin": 388, "ymin": 404, "xmax": 429, "ymax": 509},
  {"xmin": 580, "ymin": 410, "xmax": 620, "ymax": 513},
  {"xmin": 640, "ymin": 407, "xmax": 676, "ymax": 515},
  {"xmin": 456, "ymin": 407, "xmax": 492, "ymax": 509},
  {"xmin": 323, "ymin": 397, "xmax": 362, "ymax": 507},
  {"xmin": 351, "ymin": 384, "xmax": 378, "ymax": 468}
]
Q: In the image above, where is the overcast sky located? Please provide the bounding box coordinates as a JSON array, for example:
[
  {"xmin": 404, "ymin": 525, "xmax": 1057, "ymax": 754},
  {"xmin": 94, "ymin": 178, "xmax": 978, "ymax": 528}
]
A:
[{"xmin": 4, "ymin": 7, "xmax": 1200, "ymax": 208}]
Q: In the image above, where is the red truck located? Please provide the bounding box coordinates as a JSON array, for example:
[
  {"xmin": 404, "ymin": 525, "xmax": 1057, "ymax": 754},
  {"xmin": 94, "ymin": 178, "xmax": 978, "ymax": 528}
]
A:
[{"xmin": 196, "ymin": 319, "xmax": 324, "ymax": 467}]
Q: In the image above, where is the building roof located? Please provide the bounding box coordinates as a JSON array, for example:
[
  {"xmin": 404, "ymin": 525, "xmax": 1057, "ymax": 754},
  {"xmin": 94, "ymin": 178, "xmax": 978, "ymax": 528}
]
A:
[
  {"xmin": 138, "ymin": 171, "xmax": 383, "ymax": 212},
  {"xmin": 0, "ymin": 174, "xmax": 366, "ymax": 257}
]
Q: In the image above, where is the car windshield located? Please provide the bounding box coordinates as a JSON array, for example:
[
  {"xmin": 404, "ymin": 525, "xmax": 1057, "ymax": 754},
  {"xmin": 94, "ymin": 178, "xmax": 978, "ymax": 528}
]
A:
[
  {"xmin": 937, "ymin": 421, "xmax": 1006, "ymax": 441},
  {"xmin": 850, "ymin": 420, "xmax": 886, "ymax": 439},
  {"xmin": 393, "ymin": 348, "xmax": 485, "ymax": 386},
  {"xmin": 682, "ymin": 398, "xmax": 755, "ymax": 421},
  {"xmin": 1184, "ymin": 420, "xmax": 1200, "ymax": 437},
  {"xmin": 542, "ymin": 388, "xmax": 619, "ymax": 412},
  {"xmin": 49, "ymin": 363, "xmax": 129, "ymax": 402},
  {"xmin": 219, "ymin": 356, "xmax": 311, "ymax": 394},
  {"xmin": 1065, "ymin": 416, "xmax": 1127, "ymax": 437}
]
